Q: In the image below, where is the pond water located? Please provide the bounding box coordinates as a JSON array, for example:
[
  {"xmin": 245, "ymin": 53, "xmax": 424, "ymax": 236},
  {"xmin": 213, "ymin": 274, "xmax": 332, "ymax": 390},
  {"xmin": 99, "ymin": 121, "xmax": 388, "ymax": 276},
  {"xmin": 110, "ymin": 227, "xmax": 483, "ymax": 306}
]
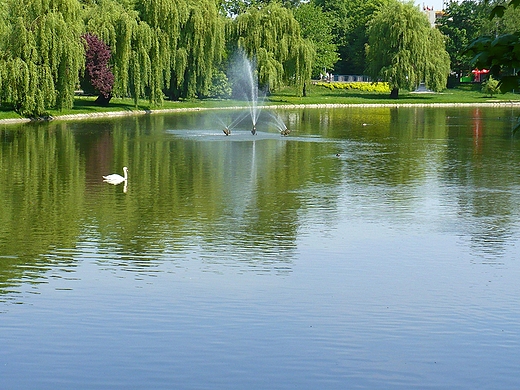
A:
[{"xmin": 1, "ymin": 105, "xmax": 520, "ymax": 389}]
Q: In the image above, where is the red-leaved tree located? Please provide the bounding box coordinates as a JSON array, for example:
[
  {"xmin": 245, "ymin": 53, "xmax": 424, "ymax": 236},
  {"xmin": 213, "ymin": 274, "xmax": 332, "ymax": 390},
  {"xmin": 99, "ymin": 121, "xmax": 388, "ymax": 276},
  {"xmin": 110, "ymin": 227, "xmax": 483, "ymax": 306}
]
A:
[{"xmin": 81, "ymin": 33, "xmax": 114, "ymax": 106}]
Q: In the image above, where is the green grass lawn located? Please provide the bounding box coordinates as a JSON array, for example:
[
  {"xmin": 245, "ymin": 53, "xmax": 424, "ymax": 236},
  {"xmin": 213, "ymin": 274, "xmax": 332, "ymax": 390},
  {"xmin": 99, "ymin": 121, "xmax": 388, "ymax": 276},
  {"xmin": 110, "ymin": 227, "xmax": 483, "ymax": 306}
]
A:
[
  {"xmin": 0, "ymin": 96, "xmax": 252, "ymax": 121},
  {"xmin": 269, "ymin": 83, "xmax": 520, "ymax": 105},
  {"xmin": 1, "ymin": 83, "xmax": 519, "ymax": 122}
]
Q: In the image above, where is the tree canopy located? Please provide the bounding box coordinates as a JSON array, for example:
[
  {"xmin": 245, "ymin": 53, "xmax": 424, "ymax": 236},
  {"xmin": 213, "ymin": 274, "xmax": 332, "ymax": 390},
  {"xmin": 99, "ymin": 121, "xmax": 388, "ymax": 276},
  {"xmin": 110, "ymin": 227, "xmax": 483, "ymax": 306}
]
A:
[
  {"xmin": 437, "ymin": 0, "xmax": 492, "ymax": 77},
  {"xmin": 467, "ymin": 0, "xmax": 520, "ymax": 94},
  {"xmin": 229, "ymin": 2, "xmax": 314, "ymax": 95},
  {"xmin": 366, "ymin": 0, "xmax": 450, "ymax": 98},
  {"xmin": 2, "ymin": 0, "xmax": 491, "ymax": 116},
  {"xmin": 82, "ymin": 33, "xmax": 115, "ymax": 105},
  {"xmin": 293, "ymin": 1, "xmax": 338, "ymax": 78},
  {"xmin": 0, "ymin": 0, "xmax": 84, "ymax": 115},
  {"xmin": 314, "ymin": 0, "xmax": 389, "ymax": 75},
  {"xmin": 466, "ymin": 0, "xmax": 520, "ymax": 131},
  {"xmin": 0, "ymin": 0, "xmax": 318, "ymax": 115}
]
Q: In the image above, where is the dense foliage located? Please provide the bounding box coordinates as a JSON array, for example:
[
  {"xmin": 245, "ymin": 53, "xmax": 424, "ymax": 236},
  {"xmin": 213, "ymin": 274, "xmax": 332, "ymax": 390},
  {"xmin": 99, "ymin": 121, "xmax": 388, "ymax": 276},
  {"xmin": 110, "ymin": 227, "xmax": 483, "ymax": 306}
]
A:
[
  {"xmin": 366, "ymin": 0, "xmax": 450, "ymax": 98},
  {"xmin": 467, "ymin": 0, "xmax": 520, "ymax": 93},
  {"xmin": 313, "ymin": 0, "xmax": 390, "ymax": 75},
  {"xmin": 0, "ymin": 0, "xmax": 313, "ymax": 115},
  {"xmin": 82, "ymin": 33, "xmax": 115, "ymax": 105},
  {"xmin": 466, "ymin": 0, "xmax": 520, "ymax": 131},
  {"xmin": 316, "ymin": 81, "xmax": 390, "ymax": 93},
  {"xmin": 437, "ymin": 0, "xmax": 492, "ymax": 78},
  {"xmin": 0, "ymin": 0, "xmax": 84, "ymax": 115},
  {"xmin": 229, "ymin": 2, "xmax": 314, "ymax": 96},
  {"xmin": 293, "ymin": 2, "xmax": 338, "ymax": 78},
  {"xmin": 0, "ymin": 0, "xmax": 497, "ymax": 116}
]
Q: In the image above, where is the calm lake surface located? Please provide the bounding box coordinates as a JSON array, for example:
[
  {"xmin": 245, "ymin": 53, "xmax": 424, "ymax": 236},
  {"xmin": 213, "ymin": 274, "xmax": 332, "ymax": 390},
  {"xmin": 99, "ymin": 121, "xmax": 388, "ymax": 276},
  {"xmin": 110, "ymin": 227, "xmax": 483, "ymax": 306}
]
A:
[{"xmin": 1, "ymin": 105, "xmax": 520, "ymax": 389}]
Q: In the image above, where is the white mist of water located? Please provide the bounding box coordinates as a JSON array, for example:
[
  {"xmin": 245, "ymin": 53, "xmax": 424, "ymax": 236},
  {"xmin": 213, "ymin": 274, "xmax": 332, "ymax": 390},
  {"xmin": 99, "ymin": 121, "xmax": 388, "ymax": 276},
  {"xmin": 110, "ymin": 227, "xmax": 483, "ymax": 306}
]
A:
[
  {"xmin": 215, "ymin": 111, "xmax": 250, "ymax": 133},
  {"xmin": 243, "ymin": 58, "xmax": 260, "ymax": 127},
  {"xmin": 230, "ymin": 51, "xmax": 267, "ymax": 133},
  {"xmin": 267, "ymin": 111, "xmax": 288, "ymax": 132},
  {"xmin": 226, "ymin": 50, "xmax": 289, "ymax": 135}
]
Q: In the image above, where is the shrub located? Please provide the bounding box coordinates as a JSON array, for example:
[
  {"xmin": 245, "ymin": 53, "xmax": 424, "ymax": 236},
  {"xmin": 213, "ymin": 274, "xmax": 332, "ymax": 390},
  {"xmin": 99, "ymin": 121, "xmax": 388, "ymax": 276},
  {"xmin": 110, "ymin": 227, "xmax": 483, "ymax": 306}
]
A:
[
  {"xmin": 208, "ymin": 71, "xmax": 232, "ymax": 99},
  {"xmin": 316, "ymin": 81, "xmax": 390, "ymax": 93},
  {"xmin": 481, "ymin": 76, "xmax": 501, "ymax": 97}
]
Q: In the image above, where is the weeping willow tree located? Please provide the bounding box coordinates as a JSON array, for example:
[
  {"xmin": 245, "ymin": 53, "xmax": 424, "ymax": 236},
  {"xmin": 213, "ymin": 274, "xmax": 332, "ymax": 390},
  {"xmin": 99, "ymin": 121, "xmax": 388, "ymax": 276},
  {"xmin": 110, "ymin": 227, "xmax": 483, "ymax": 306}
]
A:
[
  {"xmin": 366, "ymin": 0, "xmax": 450, "ymax": 99},
  {"xmin": 83, "ymin": 0, "xmax": 164, "ymax": 105},
  {"xmin": 136, "ymin": 0, "xmax": 225, "ymax": 100},
  {"xmin": 230, "ymin": 2, "xmax": 314, "ymax": 96},
  {"xmin": 0, "ymin": 0, "xmax": 84, "ymax": 116},
  {"xmin": 172, "ymin": 0, "xmax": 225, "ymax": 99},
  {"xmin": 83, "ymin": 0, "xmax": 224, "ymax": 104},
  {"xmin": 83, "ymin": 0, "xmax": 138, "ymax": 100},
  {"xmin": 134, "ymin": 0, "xmax": 187, "ymax": 103}
]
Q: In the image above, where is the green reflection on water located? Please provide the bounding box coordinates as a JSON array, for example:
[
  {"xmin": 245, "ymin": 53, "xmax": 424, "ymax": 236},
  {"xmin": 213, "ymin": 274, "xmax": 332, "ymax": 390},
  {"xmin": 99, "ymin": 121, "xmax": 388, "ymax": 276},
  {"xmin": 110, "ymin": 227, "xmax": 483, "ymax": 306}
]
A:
[{"xmin": 1, "ymin": 106, "xmax": 520, "ymax": 295}]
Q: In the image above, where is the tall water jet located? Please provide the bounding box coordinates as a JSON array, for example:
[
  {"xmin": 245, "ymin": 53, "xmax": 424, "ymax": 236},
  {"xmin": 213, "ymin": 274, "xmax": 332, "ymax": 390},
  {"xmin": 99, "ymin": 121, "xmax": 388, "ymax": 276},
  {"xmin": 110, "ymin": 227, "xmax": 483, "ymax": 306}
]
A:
[
  {"xmin": 229, "ymin": 51, "xmax": 265, "ymax": 134},
  {"xmin": 244, "ymin": 57, "xmax": 260, "ymax": 134}
]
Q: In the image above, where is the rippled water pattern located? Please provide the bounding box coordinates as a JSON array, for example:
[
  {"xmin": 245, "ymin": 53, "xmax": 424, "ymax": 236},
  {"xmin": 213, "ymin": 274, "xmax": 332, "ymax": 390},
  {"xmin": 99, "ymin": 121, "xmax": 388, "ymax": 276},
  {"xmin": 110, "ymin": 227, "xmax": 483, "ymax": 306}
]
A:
[{"xmin": 1, "ymin": 106, "xmax": 520, "ymax": 389}]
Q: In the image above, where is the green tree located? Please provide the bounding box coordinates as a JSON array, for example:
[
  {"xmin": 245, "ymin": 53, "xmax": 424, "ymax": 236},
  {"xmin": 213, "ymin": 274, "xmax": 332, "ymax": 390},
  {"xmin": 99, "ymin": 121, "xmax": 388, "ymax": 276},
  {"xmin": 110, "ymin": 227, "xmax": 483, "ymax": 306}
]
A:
[
  {"xmin": 499, "ymin": 1, "xmax": 520, "ymax": 33},
  {"xmin": 83, "ymin": 0, "xmax": 225, "ymax": 104},
  {"xmin": 437, "ymin": 0, "xmax": 492, "ymax": 78},
  {"xmin": 0, "ymin": 0, "xmax": 84, "ymax": 116},
  {"xmin": 174, "ymin": 0, "xmax": 225, "ymax": 99},
  {"xmin": 293, "ymin": 1, "xmax": 338, "ymax": 78},
  {"xmin": 466, "ymin": 0, "xmax": 520, "ymax": 132},
  {"xmin": 467, "ymin": 0, "xmax": 520, "ymax": 94},
  {"xmin": 314, "ymin": 0, "xmax": 389, "ymax": 75},
  {"xmin": 230, "ymin": 2, "xmax": 314, "ymax": 96},
  {"xmin": 366, "ymin": 0, "xmax": 450, "ymax": 98},
  {"xmin": 219, "ymin": 0, "xmax": 300, "ymax": 16},
  {"xmin": 136, "ymin": 0, "xmax": 224, "ymax": 100}
]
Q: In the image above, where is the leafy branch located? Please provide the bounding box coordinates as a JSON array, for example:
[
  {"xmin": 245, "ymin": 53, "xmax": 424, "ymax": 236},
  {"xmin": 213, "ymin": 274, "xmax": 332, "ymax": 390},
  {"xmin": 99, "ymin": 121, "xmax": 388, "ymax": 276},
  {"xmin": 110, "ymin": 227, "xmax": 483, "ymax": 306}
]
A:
[{"xmin": 467, "ymin": 0, "xmax": 520, "ymax": 132}]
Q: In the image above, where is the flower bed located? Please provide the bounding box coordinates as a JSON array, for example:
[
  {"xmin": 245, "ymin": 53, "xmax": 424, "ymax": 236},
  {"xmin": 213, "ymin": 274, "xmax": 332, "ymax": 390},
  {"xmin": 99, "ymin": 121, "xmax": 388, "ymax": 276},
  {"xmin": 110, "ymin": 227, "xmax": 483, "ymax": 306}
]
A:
[{"xmin": 316, "ymin": 81, "xmax": 391, "ymax": 93}]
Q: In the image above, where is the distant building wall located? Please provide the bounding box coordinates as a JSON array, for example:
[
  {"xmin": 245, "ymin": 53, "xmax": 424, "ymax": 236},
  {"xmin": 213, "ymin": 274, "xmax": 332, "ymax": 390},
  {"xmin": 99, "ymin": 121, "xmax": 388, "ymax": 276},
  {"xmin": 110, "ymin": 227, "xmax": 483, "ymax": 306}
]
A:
[
  {"xmin": 425, "ymin": 9, "xmax": 436, "ymax": 27},
  {"xmin": 332, "ymin": 75, "xmax": 371, "ymax": 82},
  {"xmin": 420, "ymin": 4, "xmax": 445, "ymax": 27}
]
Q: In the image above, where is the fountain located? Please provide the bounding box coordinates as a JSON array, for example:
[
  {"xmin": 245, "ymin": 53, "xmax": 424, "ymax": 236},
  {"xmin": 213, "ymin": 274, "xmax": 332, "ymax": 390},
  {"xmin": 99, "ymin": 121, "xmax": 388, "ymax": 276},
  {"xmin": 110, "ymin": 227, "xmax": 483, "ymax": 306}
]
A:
[
  {"xmin": 215, "ymin": 111, "xmax": 249, "ymax": 136},
  {"xmin": 212, "ymin": 50, "xmax": 290, "ymax": 137},
  {"xmin": 242, "ymin": 55, "xmax": 261, "ymax": 134},
  {"xmin": 229, "ymin": 51, "xmax": 267, "ymax": 135},
  {"xmin": 267, "ymin": 111, "xmax": 290, "ymax": 136}
]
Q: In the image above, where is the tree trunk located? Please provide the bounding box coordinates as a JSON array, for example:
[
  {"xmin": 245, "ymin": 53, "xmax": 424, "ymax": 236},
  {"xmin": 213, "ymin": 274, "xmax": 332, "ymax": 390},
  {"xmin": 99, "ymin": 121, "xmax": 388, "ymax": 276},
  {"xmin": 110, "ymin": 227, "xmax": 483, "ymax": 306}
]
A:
[
  {"xmin": 95, "ymin": 94, "xmax": 112, "ymax": 106},
  {"xmin": 303, "ymin": 81, "xmax": 307, "ymax": 97},
  {"xmin": 390, "ymin": 88, "xmax": 399, "ymax": 99}
]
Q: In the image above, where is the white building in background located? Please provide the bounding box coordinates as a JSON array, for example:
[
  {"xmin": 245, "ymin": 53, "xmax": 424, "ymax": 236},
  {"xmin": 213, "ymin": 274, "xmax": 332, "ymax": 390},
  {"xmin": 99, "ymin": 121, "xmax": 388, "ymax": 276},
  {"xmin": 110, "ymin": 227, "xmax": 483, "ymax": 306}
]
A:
[{"xmin": 421, "ymin": 3, "xmax": 446, "ymax": 27}]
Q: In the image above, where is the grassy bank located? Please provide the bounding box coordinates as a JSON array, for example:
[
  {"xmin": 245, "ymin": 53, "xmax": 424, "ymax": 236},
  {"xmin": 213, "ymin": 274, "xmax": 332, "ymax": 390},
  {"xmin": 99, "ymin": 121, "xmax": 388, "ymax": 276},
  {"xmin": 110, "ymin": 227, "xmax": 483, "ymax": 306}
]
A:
[
  {"xmin": 0, "ymin": 96, "xmax": 249, "ymax": 121},
  {"xmin": 270, "ymin": 83, "xmax": 520, "ymax": 105},
  {"xmin": 1, "ymin": 83, "xmax": 519, "ymax": 122}
]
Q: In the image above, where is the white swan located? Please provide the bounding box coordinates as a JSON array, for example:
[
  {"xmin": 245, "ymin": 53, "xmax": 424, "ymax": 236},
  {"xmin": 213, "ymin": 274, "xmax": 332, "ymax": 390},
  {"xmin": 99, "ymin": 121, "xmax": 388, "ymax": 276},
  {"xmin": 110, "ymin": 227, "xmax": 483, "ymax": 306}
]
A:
[{"xmin": 103, "ymin": 166, "xmax": 128, "ymax": 185}]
